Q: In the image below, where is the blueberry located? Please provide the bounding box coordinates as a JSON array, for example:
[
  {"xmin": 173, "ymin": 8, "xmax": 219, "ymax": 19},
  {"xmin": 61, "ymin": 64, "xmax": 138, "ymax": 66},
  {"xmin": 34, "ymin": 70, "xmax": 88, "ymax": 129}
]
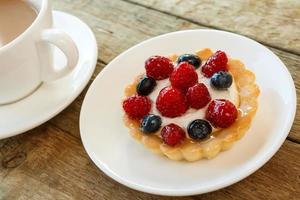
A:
[
  {"xmin": 137, "ymin": 77, "xmax": 156, "ymax": 96},
  {"xmin": 187, "ymin": 119, "xmax": 212, "ymax": 140},
  {"xmin": 210, "ymin": 71, "xmax": 233, "ymax": 90},
  {"xmin": 141, "ymin": 114, "xmax": 162, "ymax": 133},
  {"xmin": 177, "ymin": 54, "xmax": 201, "ymax": 69}
]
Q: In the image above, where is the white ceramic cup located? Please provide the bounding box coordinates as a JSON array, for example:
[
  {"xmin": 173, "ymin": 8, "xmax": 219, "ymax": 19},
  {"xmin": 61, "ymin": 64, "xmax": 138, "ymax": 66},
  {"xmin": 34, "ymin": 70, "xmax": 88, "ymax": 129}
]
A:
[{"xmin": 0, "ymin": 0, "xmax": 78, "ymax": 105}]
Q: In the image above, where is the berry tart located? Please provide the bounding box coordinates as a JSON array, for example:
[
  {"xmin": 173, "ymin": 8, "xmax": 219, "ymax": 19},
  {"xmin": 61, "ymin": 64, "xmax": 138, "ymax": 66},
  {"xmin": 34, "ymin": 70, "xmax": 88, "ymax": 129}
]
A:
[{"xmin": 122, "ymin": 48, "xmax": 260, "ymax": 161}]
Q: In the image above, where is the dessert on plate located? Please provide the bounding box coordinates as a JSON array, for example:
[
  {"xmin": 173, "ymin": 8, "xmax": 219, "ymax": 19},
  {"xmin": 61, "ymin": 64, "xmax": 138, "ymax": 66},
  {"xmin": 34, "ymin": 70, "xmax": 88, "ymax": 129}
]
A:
[{"xmin": 122, "ymin": 48, "xmax": 260, "ymax": 161}]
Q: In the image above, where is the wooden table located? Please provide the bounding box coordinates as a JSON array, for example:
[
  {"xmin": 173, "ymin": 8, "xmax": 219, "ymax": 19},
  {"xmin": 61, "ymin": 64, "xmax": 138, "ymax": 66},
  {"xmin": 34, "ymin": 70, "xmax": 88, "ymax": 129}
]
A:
[{"xmin": 1, "ymin": 0, "xmax": 299, "ymax": 199}]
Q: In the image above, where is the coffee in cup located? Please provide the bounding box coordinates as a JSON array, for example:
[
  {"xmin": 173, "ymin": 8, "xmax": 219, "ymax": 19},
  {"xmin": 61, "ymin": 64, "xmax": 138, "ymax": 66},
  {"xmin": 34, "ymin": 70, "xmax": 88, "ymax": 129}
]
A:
[{"xmin": 0, "ymin": 0, "xmax": 38, "ymax": 47}]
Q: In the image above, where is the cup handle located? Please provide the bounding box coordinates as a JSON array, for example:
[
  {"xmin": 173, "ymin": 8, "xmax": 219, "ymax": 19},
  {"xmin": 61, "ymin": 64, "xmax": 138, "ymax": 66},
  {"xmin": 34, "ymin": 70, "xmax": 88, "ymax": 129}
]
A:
[{"xmin": 39, "ymin": 29, "xmax": 78, "ymax": 82}]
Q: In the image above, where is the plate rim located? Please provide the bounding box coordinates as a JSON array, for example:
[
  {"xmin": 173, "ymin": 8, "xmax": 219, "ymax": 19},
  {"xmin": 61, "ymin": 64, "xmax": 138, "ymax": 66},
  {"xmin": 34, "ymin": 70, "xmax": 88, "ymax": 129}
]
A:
[{"xmin": 80, "ymin": 29, "xmax": 297, "ymax": 196}]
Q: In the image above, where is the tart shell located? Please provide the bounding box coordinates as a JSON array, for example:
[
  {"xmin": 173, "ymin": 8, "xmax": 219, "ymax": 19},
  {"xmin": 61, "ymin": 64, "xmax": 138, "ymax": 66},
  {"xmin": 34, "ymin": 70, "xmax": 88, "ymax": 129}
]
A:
[{"xmin": 123, "ymin": 49, "xmax": 260, "ymax": 161}]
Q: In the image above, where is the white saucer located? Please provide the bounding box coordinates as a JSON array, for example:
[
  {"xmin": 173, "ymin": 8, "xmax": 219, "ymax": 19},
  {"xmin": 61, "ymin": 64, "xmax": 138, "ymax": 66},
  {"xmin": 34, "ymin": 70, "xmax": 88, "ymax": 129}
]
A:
[
  {"xmin": 80, "ymin": 30, "xmax": 296, "ymax": 196},
  {"xmin": 0, "ymin": 11, "xmax": 97, "ymax": 139}
]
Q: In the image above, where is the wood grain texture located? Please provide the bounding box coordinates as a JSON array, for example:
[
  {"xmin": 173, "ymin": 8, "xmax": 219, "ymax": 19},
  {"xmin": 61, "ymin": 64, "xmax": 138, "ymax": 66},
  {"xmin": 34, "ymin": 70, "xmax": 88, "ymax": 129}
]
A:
[
  {"xmin": 51, "ymin": 0, "xmax": 300, "ymax": 141},
  {"xmin": 128, "ymin": 0, "xmax": 300, "ymax": 54},
  {"xmin": 0, "ymin": 0, "xmax": 299, "ymax": 199},
  {"xmin": 0, "ymin": 125, "xmax": 299, "ymax": 199}
]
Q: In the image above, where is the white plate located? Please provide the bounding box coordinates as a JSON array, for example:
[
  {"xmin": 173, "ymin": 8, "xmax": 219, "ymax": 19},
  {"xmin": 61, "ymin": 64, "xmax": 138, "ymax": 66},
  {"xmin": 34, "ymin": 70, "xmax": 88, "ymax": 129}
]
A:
[
  {"xmin": 80, "ymin": 30, "xmax": 296, "ymax": 196},
  {"xmin": 0, "ymin": 11, "xmax": 97, "ymax": 139}
]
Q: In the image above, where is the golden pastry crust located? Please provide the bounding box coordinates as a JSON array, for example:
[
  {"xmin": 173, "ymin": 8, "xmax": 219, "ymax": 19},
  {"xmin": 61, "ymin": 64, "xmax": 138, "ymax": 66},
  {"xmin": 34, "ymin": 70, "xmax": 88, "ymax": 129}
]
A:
[{"xmin": 123, "ymin": 49, "xmax": 260, "ymax": 161}]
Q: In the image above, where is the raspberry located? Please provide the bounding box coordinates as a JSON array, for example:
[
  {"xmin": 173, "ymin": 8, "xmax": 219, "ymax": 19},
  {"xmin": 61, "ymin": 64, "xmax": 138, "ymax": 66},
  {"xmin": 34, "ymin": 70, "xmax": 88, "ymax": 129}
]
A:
[
  {"xmin": 202, "ymin": 50, "xmax": 228, "ymax": 77},
  {"xmin": 186, "ymin": 83, "xmax": 211, "ymax": 109},
  {"xmin": 170, "ymin": 62, "xmax": 198, "ymax": 91},
  {"xmin": 205, "ymin": 99, "xmax": 238, "ymax": 128},
  {"xmin": 145, "ymin": 56, "xmax": 174, "ymax": 80},
  {"xmin": 123, "ymin": 95, "xmax": 151, "ymax": 119},
  {"xmin": 161, "ymin": 123, "xmax": 186, "ymax": 146},
  {"xmin": 156, "ymin": 87, "xmax": 188, "ymax": 118}
]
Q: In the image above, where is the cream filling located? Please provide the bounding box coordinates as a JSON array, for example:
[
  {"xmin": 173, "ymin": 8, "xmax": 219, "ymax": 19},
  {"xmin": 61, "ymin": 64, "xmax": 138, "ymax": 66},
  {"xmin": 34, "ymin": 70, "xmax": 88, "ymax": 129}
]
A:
[{"xmin": 149, "ymin": 70, "xmax": 239, "ymax": 132}]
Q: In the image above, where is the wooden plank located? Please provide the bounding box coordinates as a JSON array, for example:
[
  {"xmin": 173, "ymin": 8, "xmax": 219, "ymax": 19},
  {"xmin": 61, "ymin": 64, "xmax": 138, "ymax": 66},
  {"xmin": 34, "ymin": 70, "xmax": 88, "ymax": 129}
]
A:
[
  {"xmin": 51, "ymin": 0, "xmax": 300, "ymax": 141},
  {"xmin": 127, "ymin": 0, "xmax": 300, "ymax": 54},
  {"xmin": 0, "ymin": 125, "xmax": 299, "ymax": 199}
]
